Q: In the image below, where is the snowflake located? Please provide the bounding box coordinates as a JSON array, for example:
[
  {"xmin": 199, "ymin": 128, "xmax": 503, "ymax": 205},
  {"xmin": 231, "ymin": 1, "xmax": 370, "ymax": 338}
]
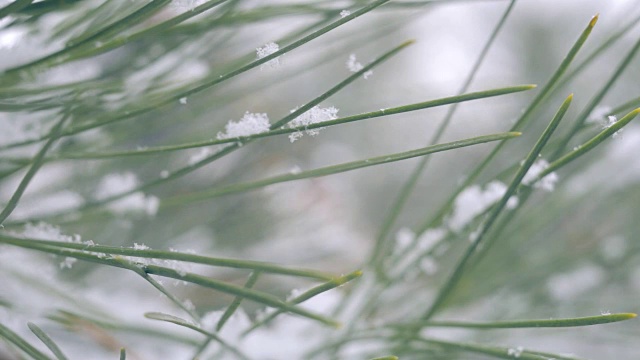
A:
[
  {"xmin": 346, "ymin": 54, "xmax": 373, "ymax": 79},
  {"xmin": 287, "ymin": 106, "xmax": 339, "ymax": 142},
  {"xmin": 217, "ymin": 112, "xmax": 271, "ymax": 139},
  {"xmin": 256, "ymin": 42, "xmax": 280, "ymax": 69}
]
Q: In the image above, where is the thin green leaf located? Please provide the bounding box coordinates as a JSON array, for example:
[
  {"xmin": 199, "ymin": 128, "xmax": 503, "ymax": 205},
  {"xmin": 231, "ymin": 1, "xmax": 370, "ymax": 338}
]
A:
[
  {"xmin": 560, "ymin": 11, "xmax": 640, "ymax": 90},
  {"xmin": 164, "ymin": 132, "xmax": 522, "ymax": 205},
  {"xmin": 0, "ymin": 237, "xmax": 339, "ymax": 326},
  {"xmin": 421, "ymin": 94, "xmax": 572, "ymax": 320},
  {"xmin": 217, "ymin": 271, "xmax": 260, "ymax": 332},
  {"xmin": 0, "ymin": 0, "xmax": 392, "ymax": 148},
  {"xmin": 18, "ymin": 85, "xmax": 534, "ymax": 162},
  {"xmin": 144, "ymin": 312, "xmax": 250, "ymax": 360},
  {"xmin": 144, "ymin": 264, "xmax": 340, "ymax": 327},
  {"xmin": 0, "ymin": 322, "xmax": 51, "ymax": 360},
  {"xmin": 69, "ymin": 0, "xmax": 232, "ymax": 60},
  {"xmin": 243, "ymin": 271, "xmax": 362, "ymax": 335},
  {"xmin": 0, "ymin": 233, "xmax": 335, "ymax": 280},
  {"xmin": 3, "ymin": 0, "xmax": 173, "ymax": 75},
  {"xmin": 0, "ymin": 0, "xmax": 33, "ymax": 19},
  {"xmin": 399, "ymin": 313, "xmax": 637, "ymax": 329},
  {"xmin": 27, "ymin": 322, "xmax": 68, "ymax": 360},
  {"xmin": 415, "ymin": 14, "xmax": 598, "ymax": 235},
  {"xmin": 610, "ymin": 96, "xmax": 640, "ymax": 116},
  {"xmin": 368, "ymin": 0, "xmax": 518, "ymax": 270},
  {"xmin": 0, "ymin": 113, "xmax": 68, "ymax": 224},
  {"xmin": 49, "ymin": 310, "xmax": 198, "ymax": 346},
  {"xmin": 31, "ymin": 39, "xmax": 414, "ymax": 220},
  {"xmin": 415, "ymin": 337, "xmax": 584, "ymax": 360},
  {"xmin": 542, "ymin": 108, "xmax": 640, "ymax": 179},
  {"xmin": 551, "ymin": 34, "xmax": 640, "ymax": 158},
  {"xmin": 116, "ymin": 259, "xmax": 200, "ymax": 322},
  {"xmin": 119, "ymin": 348, "xmax": 126, "ymax": 360}
]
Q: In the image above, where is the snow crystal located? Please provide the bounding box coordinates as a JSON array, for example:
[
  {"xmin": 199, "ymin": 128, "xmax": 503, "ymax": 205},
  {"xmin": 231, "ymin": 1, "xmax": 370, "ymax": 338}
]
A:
[
  {"xmin": 605, "ymin": 115, "xmax": 623, "ymax": 138},
  {"xmin": 256, "ymin": 42, "xmax": 280, "ymax": 69},
  {"xmin": 587, "ymin": 107, "xmax": 623, "ymax": 137},
  {"xmin": 546, "ymin": 264, "xmax": 605, "ymax": 301},
  {"xmin": 217, "ymin": 112, "xmax": 270, "ymax": 139},
  {"xmin": 287, "ymin": 106, "xmax": 339, "ymax": 142},
  {"xmin": 160, "ymin": 170, "xmax": 169, "ymax": 178},
  {"xmin": 448, "ymin": 181, "xmax": 507, "ymax": 232},
  {"xmin": 522, "ymin": 159, "xmax": 558, "ymax": 192},
  {"xmin": 346, "ymin": 54, "xmax": 373, "ymax": 79},
  {"xmin": 179, "ymin": 97, "xmax": 187, "ymax": 105},
  {"xmin": 340, "ymin": 10, "xmax": 351, "ymax": 18}
]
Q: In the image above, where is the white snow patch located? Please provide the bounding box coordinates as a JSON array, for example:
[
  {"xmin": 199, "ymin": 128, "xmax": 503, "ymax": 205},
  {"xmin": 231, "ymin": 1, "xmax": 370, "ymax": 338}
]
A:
[
  {"xmin": 256, "ymin": 42, "xmax": 280, "ymax": 69},
  {"xmin": 448, "ymin": 181, "xmax": 507, "ymax": 232},
  {"xmin": 522, "ymin": 159, "xmax": 558, "ymax": 192},
  {"xmin": 346, "ymin": 54, "xmax": 373, "ymax": 79},
  {"xmin": 507, "ymin": 346, "xmax": 524, "ymax": 358},
  {"xmin": 217, "ymin": 112, "xmax": 270, "ymax": 139},
  {"xmin": 287, "ymin": 106, "xmax": 339, "ymax": 142}
]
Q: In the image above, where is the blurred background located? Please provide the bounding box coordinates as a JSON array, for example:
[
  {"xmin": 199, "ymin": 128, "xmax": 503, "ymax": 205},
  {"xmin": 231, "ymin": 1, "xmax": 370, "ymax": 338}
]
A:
[{"xmin": 1, "ymin": 0, "xmax": 639, "ymax": 358}]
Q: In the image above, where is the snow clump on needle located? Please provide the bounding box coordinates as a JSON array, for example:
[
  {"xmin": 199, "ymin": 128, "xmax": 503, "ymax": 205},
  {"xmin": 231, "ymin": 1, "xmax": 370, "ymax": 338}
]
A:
[
  {"xmin": 522, "ymin": 159, "xmax": 559, "ymax": 192},
  {"xmin": 256, "ymin": 42, "xmax": 280, "ymax": 69},
  {"xmin": 217, "ymin": 112, "xmax": 271, "ymax": 139},
  {"xmin": 346, "ymin": 54, "xmax": 373, "ymax": 79},
  {"xmin": 287, "ymin": 106, "xmax": 339, "ymax": 142}
]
